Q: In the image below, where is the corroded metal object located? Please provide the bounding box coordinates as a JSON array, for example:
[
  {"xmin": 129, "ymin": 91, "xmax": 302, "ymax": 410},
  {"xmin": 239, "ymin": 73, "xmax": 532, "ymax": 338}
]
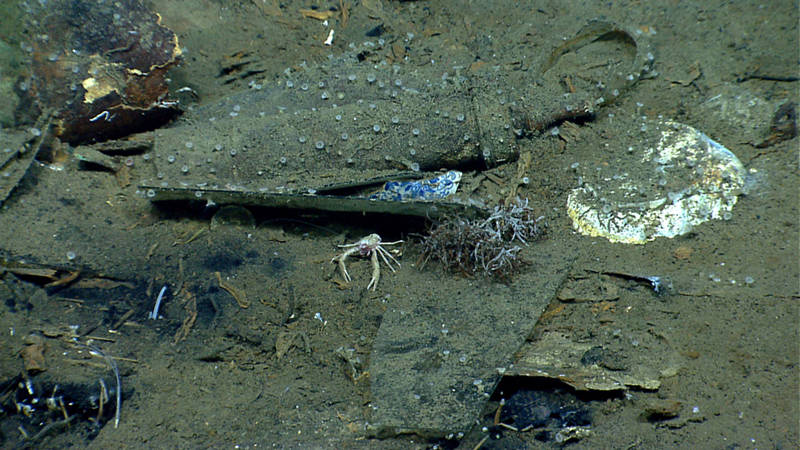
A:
[
  {"xmin": 142, "ymin": 184, "xmax": 488, "ymax": 220},
  {"xmin": 28, "ymin": 0, "xmax": 182, "ymax": 144},
  {"xmin": 142, "ymin": 19, "xmax": 652, "ymax": 218},
  {"xmin": 515, "ymin": 19, "xmax": 656, "ymax": 134}
]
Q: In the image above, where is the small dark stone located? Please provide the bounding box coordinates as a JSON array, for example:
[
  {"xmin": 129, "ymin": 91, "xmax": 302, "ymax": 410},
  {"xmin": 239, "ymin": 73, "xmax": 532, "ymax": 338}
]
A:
[
  {"xmin": 366, "ymin": 24, "xmax": 386, "ymax": 37},
  {"xmin": 642, "ymin": 399, "xmax": 682, "ymax": 422},
  {"xmin": 580, "ymin": 346, "xmax": 604, "ymax": 366},
  {"xmin": 502, "ymin": 388, "xmax": 591, "ymax": 432}
]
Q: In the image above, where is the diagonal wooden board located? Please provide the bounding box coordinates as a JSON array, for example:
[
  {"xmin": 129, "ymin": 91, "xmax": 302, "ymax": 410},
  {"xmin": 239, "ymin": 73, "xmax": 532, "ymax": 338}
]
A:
[
  {"xmin": 365, "ymin": 238, "xmax": 574, "ymax": 437},
  {"xmin": 0, "ymin": 115, "xmax": 52, "ymax": 208}
]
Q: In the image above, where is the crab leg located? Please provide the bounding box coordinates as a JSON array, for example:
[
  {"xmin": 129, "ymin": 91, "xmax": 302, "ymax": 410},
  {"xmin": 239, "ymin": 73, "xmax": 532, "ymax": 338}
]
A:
[
  {"xmin": 367, "ymin": 251, "xmax": 380, "ymax": 291},
  {"xmin": 376, "ymin": 247, "xmax": 400, "ymax": 272},
  {"xmin": 333, "ymin": 248, "xmax": 356, "ymax": 283}
]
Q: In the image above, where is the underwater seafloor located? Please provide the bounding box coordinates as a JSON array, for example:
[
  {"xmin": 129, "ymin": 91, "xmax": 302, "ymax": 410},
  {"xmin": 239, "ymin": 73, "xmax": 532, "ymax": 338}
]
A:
[{"xmin": 0, "ymin": 0, "xmax": 797, "ymax": 448}]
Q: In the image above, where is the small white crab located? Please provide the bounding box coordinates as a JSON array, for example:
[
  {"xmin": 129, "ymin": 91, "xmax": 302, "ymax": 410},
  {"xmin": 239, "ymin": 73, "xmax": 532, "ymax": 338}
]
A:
[{"xmin": 331, "ymin": 233, "xmax": 403, "ymax": 291}]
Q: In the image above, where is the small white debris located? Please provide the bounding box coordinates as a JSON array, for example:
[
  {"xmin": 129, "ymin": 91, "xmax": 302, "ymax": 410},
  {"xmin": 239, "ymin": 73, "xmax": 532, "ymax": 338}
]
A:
[{"xmin": 324, "ymin": 29, "xmax": 334, "ymax": 46}]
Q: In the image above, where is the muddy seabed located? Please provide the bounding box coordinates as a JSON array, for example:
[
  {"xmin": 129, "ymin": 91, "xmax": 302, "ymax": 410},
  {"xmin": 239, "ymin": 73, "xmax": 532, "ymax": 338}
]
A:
[{"xmin": 0, "ymin": 0, "xmax": 797, "ymax": 448}]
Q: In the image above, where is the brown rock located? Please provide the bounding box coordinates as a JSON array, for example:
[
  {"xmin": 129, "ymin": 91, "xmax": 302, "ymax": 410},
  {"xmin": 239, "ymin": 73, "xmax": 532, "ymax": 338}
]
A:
[
  {"xmin": 641, "ymin": 399, "xmax": 682, "ymax": 422},
  {"xmin": 673, "ymin": 245, "xmax": 693, "ymax": 260},
  {"xmin": 20, "ymin": 342, "xmax": 47, "ymax": 374}
]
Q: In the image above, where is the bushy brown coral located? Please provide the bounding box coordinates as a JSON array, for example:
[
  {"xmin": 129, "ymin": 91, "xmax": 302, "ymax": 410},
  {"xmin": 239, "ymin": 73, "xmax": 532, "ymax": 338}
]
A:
[{"xmin": 418, "ymin": 197, "xmax": 545, "ymax": 280}]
